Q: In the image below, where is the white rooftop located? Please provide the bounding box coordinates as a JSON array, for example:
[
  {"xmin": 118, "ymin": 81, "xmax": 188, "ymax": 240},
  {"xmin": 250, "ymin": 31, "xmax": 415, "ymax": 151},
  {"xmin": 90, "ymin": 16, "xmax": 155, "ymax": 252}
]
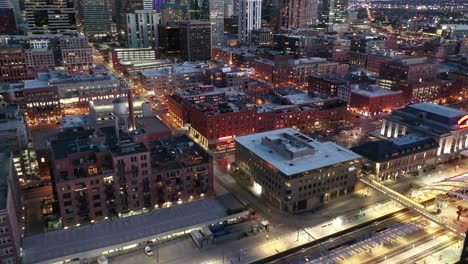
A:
[
  {"xmin": 258, "ymin": 93, "xmax": 337, "ymax": 112},
  {"xmin": 61, "ymin": 115, "xmax": 94, "ymax": 128},
  {"xmin": 288, "ymin": 57, "xmax": 327, "ymax": 65},
  {"xmin": 140, "ymin": 65, "xmax": 203, "ymax": 77},
  {"xmin": 351, "ymin": 85, "xmax": 403, "ymax": 97},
  {"xmin": 235, "ymin": 128, "xmax": 361, "ymax": 176},
  {"xmin": 408, "ymin": 103, "xmax": 467, "ymax": 118}
]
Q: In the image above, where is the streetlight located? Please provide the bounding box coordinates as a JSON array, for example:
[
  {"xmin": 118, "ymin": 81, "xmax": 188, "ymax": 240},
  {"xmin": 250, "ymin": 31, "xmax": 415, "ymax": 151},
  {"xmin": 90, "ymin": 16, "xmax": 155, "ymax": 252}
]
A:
[{"xmin": 155, "ymin": 238, "xmax": 160, "ymax": 263}]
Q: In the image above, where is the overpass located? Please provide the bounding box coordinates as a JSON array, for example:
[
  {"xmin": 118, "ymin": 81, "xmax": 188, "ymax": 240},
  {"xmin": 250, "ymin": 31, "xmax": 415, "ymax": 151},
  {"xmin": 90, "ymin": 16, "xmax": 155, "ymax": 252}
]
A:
[{"xmin": 359, "ymin": 177, "xmax": 466, "ymax": 239}]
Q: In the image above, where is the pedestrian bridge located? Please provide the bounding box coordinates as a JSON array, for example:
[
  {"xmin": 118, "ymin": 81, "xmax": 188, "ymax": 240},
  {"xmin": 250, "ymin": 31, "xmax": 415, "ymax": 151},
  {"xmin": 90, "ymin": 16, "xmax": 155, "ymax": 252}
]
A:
[{"xmin": 359, "ymin": 177, "xmax": 466, "ymax": 239}]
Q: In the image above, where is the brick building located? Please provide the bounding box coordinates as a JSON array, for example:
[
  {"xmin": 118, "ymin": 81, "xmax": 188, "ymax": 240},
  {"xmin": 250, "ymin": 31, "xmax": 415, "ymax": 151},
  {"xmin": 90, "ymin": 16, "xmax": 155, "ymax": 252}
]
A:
[
  {"xmin": 348, "ymin": 84, "xmax": 403, "ymax": 115},
  {"xmin": 23, "ymin": 79, "xmax": 62, "ymax": 125},
  {"xmin": 378, "ymin": 57, "xmax": 439, "ymax": 89},
  {"xmin": 0, "ymin": 45, "xmax": 30, "ymax": 83},
  {"xmin": 276, "ymin": 58, "xmax": 349, "ymax": 90},
  {"xmin": 50, "ymin": 124, "xmax": 211, "ymax": 227},
  {"xmin": 308, "ymin": 75, "xmax": 348, "ymax": 96},
  {"xmin": 168, "ymin": 86, "xmax": 347, "ymax": 149}
]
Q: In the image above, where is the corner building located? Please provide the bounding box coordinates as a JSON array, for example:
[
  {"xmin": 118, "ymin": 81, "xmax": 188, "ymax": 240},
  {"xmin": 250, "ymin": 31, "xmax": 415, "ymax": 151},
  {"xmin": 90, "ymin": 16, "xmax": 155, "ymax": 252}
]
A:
[{"xmin": 235, "ymin": 128, "xmax": 361, "ymax": 213}]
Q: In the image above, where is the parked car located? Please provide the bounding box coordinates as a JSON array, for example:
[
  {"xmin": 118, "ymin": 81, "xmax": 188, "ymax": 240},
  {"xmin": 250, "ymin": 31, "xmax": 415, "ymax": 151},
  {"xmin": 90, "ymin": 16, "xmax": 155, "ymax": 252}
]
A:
[{"xmin": 144, "ymin": 246, "xmax": 154, "ymax": 256}]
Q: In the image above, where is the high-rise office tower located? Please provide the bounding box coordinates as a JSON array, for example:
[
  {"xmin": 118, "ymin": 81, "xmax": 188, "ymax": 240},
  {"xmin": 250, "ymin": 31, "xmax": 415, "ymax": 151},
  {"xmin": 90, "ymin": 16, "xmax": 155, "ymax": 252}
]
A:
[
  {"xmin": 279, "ymin": 0, "xmax": 306, "ymax": 29},
  {"xmin": 153, "ymin": 0, "xmax": 167, "ymax": 12},
  {"xmin": 186, "ymin": 0, "xmax": 223, "ymax": 47},
  {"xmin": 318, "ymin": 0, "xmax": 348, "ymax": 31},
  {"xmin": 160, "ymin": 3, "xmax": 187, "ymax": 25},
  {"xmin": 210, "ymin": 0, "xmax": 224, "ymax": 47},
  {"xmin": 238, "ymin": 0, "xmax": 261, "ymax": 45},
  {"xmin": 25, "ymin": 0, "xmax": 77, "ymax": 34},
  {"xmin": 2, "ymin": 0, "xmax": 20, "ymax": 23},
  {"xmin": 224, "ymin": 0, "xmax": 233, "ymax": 18},
  {"xmin": 143, "ymin": 0, "xmax": 154, "ymax": 9},
  {"xmin": 305, "ymin": 0, "xmax": 319, "ymax": 26},
  {"xmin": 115, "ymin": 0, "xmax": 144, "ymax": 33},
  {"xmin": 78, "ymin": 0, "xmax": 111, "ymax": 37},
  {"xmin": 187, "ymin": 0, "xmax": 209, "ymax": 20},
  {"xmin": 179, "ymin": 20, "xmax": 211, "ymax": 61},
  {"xmin": 0, "ymin": 1, "xmax": 18, "ymax": 35},
  {"xmin": 126, "ymin": 10, "xmax": 160, "ymax": 49}
]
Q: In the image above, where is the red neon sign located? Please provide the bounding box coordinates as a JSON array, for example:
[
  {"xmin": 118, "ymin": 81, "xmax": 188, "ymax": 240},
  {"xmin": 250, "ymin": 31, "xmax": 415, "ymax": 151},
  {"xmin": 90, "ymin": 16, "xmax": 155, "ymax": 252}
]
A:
[
  {"xmin": 218, "ymin": 136, "xmax": 233, "ymax": 142},
  {"xmin": 458, "ymin": 115, "xmax": 468, "ymax": 129}
]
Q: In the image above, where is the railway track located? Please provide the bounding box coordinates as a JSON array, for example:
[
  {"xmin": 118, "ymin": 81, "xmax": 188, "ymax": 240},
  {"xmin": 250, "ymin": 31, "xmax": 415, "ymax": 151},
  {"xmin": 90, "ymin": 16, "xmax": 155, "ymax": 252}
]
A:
[{"xmin": 252, "ymin": 209, "xmax": 414, "ymax": 264}]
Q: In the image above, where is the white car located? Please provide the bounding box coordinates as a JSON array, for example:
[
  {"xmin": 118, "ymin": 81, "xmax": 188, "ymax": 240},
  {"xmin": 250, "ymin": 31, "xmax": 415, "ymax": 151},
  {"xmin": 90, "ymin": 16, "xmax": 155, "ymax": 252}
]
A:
[{"xmin": 144, "ymin": 246, "xmax": 154, "ymax": 256}]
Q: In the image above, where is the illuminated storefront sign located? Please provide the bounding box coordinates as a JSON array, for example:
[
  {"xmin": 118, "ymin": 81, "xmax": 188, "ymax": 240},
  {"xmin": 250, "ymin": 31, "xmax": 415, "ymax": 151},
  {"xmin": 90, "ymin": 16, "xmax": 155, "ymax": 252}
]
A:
[{"xmin": 458, "ymin": 115, "xmax": 468, "ymax": 129}]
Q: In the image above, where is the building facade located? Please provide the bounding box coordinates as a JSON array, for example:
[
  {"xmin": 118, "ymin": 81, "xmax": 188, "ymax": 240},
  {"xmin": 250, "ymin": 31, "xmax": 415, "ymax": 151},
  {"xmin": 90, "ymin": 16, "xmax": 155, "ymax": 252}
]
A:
[
  {"xmin": 238, "ymin": 0, "xmax": 262, "ymax": 45},
  {"xmin": 348, "ymin": 85, "xmax": 403, "ymax": 115},
  {"xmin": 126, "ymin": 10, "xmax": 160, "ymax": 50},
  {"xmin": 168, "ymin": 86, "xmax": 347, "ymax": 149},
  {"xmin": 0, "ymin": 45, "xmax": 30, "ymax": 83},
  {"xmin": 77, "ymin": 0, "xmax": 111, "ymax": 37},
  {"xmin": 60, "ymin": 37, "xmax": 93, "ymax": 71},
  {"xmin": 378, "ymin": 57, "xmax": 439, "ymax": 89},
  {"xmin": 25, "ymin": 0, "xmax": 77, "ymax": 34},
  {"xmin": 279, "ymin": 0, "xmax": 306, "ymax": 29},
  {"xmin": 0, "ymin": 2, "xmax": 17, "ymax": 35},
  {"xmin": 379, "ymin": 103, "xmax": 468, "ymax": 163},
  {"xmin": 0, "ymin": 154, "xmax": 22, "ymax": 264},
  {"xmin": 352, "ymin": 134, "xmax": 438, "ymax": 181},
  {"xmin": 209, "ymin": 0, "xmax": 225, "ymax": 47},
  {"xmin": 51, "ymin": 127, "xmax": 212, "ymax": 226},
  {"xmin": 179, "ymin": 20, "xmax": 212, "ymax": 62},
  {"xmin": 318, "ymin": 0, "xmax": 348, "ymax": 31},
  {"xmin": 138, "ymin": 65, "xmax": 205, "ymax": 97}
]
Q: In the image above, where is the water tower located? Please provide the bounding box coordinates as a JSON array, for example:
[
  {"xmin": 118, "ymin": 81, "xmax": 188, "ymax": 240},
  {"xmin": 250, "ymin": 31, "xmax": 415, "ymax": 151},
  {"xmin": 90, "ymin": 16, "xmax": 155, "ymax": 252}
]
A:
[{"xmin": 113, "ymin": 98, "xmax": 129, "ymax": 145}]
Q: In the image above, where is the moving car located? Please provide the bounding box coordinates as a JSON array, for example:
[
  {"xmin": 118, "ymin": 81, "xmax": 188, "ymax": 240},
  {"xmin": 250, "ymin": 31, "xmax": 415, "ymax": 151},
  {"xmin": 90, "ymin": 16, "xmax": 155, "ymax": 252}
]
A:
[{"xmin": 144, "ymin": 246, "xmax": 154, "ymax": 256}]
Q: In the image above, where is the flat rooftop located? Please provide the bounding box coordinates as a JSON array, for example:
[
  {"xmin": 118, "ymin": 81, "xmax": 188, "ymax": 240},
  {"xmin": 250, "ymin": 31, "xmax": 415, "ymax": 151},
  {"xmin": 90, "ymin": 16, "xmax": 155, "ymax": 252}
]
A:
[
  {"xmin": 352, "ymin": 133, "xmax": 438, "ymax": 163},
  {"xmin": 351, "ymin": 85, "xmax": 403, "ymax": 97},
  {"xmin": 140, "ymin": 65, "xmax": 203, "ymax": 77},
  {"xmin": 22, "ymin": 195, "xmax": 246, "ymax": 264},
  {"xmin": 134, "ymin": 116, "xmax": 171, "ymax": 136},
  {"xmin": 407, "ymin": 103, "xmax": 466, "ymax": 119},
  {"xmin": 61, "ymin": 115, "xmax": 95, "ymax": 128},
  {"xmin": 389, "ymin": 103, "xmax": 468, "ymax": 132},
  {"xmin": 235, "ymin": 128, "xmax": 361, "ymax": 176},
  {"xmin": 258, "ymin": 91, "xmax": 343, "ymax": 113},
  {"xmin": 287, "ymin": 57, "xmax": 327, "ymax": 65},
  {"xmin": 175, "ymin": 86, "xmax": 225, "ymax": 98},
  {"xmin": 150, "ymin": 134, "xmax": 209, "ymax": 170}
]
